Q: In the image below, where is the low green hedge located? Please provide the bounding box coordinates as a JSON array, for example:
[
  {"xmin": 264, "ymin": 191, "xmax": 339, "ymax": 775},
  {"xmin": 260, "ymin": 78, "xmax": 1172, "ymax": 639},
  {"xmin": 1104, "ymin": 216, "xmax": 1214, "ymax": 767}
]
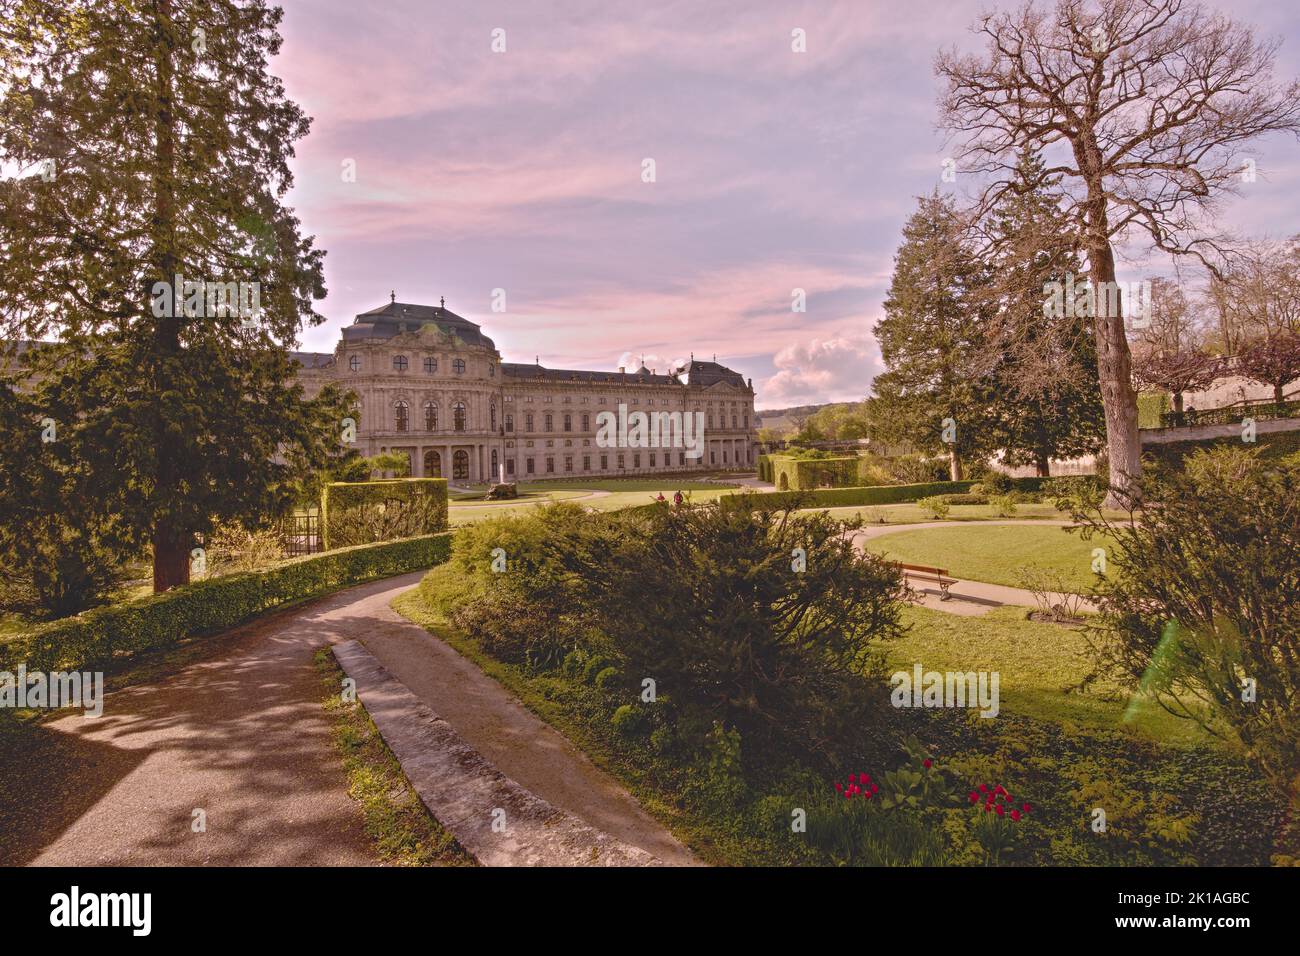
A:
[
  {"xmin": 1144, "ymin": 429, "xmax": 1300, "ymax": 466},
  {"xmin": 723, "ymin": 476, "xmax": 1053, "ymax": 512},
  {"xmin": 1, "ymin": 533, "xmax": 453, "ymax": 673}
]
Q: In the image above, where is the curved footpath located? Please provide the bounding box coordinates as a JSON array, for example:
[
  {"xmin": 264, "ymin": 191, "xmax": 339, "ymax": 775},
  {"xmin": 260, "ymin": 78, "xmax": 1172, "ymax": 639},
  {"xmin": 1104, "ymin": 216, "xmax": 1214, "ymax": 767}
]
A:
[{"xmin": 0, "ymin": 572, "xmax": 694, "ymax": 867}]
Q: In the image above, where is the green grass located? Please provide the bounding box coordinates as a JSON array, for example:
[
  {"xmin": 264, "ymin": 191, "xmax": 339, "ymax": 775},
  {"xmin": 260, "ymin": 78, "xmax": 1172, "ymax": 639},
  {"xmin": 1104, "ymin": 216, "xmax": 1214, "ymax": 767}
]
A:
[
  {"xmin": 447, "ymin": 480, "xmax": 739, "ymax": 525},
  {"xmin": 888, "ymin": 605, "xmax": 1215, "ymax": 749},
  {"xmin": 862, "ymin": 522, "xmax": 1115, "ymax": 592},
  {"xmin": 313, "ymin": 648, "xmax": 475, "ymax": 866}
]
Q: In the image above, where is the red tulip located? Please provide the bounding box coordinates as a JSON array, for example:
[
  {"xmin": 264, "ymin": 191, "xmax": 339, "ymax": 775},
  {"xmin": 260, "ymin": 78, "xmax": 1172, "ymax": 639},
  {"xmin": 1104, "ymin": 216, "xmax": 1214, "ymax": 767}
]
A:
[
  {"xmin": 871, "ymin": 784, "xmax": 879, "ymax": 793},
  {"xmin": 1022, "ymin": 803, "xmax": 1032, "ymax": 813},
  {"xmin": 922, "ymin": 759, "xmax": 932, "ymax": 768},
  {"xmin": 1011, "ymin": 810, "xmax": 1021, "ymax": 821},
  {"xmin": 969, "ymin": 792, "xmax": 978, "ymax": 803},
  {"xmin": 995, "ymin": 804, "xmax": 1004, "ymax": 816},
  {"xmin": 979, "ymin": 784, "xmax": 988, "ymax": 793},
  {"xmin": 835, "ymin": 782, "xmax": 843, "ymax": 792},
  {"xmin": 985, "ymin": 804, "xmax": 993, "ymax": 813},
  {"xmin": 864, "ymin": 791, "xmax": 873, "ymax": 799}
]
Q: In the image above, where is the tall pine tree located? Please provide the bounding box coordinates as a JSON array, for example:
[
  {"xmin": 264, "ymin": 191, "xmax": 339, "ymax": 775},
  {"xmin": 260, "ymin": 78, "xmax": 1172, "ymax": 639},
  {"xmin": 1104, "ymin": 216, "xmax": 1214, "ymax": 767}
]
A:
[
  {"xmin": 0, "ymin": 0, "xmax": 346, "ymax": 592},
  {"xmin": 871, "ymin": 192, "xmax": 995, "ymax": 480},
  {"xmin": 982, "ymin": 151, "xmax": 1105, "ymax": 476}
]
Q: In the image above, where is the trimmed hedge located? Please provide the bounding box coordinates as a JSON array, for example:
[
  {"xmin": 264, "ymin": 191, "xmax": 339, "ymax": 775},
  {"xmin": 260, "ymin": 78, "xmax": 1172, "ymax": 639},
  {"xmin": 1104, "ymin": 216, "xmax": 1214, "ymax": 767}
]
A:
[
  {"xmin": 722, "ymin": 476, "xmax": 1053, "ymax": 512},
  {"xmin": 766, "ymin": 454, "xmax": 861, "ymax": 491},
  {"xmin": 1, "ymin": 533, "xmax": 453, "ymax": 673},
  {"xmin": 321, "ymin": 477, "xmax": 449, "ymax": 549},
  {"xmin": 1144, "ymin": 428, "xmax": 1300, "ymax": 467}
]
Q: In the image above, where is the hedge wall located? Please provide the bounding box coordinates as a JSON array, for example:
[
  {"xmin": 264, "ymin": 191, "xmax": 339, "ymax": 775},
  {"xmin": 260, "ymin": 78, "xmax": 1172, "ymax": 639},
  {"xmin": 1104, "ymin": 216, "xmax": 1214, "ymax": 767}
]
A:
[
  {"xmin": 766, "ymin": 454, "xmax": 862, "ymax": 491},
  {"xmin": 321, "ymin": 477, "xmax": 449, "ymax": 549},
  {"xmin": 1143, "ymin": 428, "xmax": 1300, "ymax": 467},
  {"xmin": 0, "ymin": 533, "xmax": 453, "ymax": 673},
  {"xmin": 721, "ymin": 476, "xmax": 1052, "ymax": 512}
]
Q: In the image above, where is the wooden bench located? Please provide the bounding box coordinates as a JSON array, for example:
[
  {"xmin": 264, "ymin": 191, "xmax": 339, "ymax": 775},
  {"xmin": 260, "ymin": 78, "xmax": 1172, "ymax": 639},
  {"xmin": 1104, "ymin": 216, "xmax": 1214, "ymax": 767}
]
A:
[{"xmin": 894, "ymin": 562, "xmax": 957, "ymax": 600}]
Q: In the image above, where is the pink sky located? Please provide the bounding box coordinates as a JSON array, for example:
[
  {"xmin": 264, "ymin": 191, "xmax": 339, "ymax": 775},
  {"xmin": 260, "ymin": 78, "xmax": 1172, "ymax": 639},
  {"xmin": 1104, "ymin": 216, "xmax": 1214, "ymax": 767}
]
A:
[{"xmin": 276, "ymin": 0, "xmax": 1300, "ymax": 409}]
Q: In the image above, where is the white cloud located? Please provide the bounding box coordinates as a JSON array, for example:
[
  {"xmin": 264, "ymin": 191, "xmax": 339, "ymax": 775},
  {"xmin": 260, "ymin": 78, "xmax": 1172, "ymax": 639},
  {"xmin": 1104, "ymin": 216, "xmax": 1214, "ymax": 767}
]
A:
[{"xmin": 760, "ymin": 332, "xmax": 881, "ymax": 406}]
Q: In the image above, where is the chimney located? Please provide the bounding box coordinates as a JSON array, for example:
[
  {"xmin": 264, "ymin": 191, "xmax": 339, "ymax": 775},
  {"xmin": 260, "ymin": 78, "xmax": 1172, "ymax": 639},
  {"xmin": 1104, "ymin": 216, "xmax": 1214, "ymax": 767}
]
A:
[{"xmin": 618, "ymin": 365, "xmax": 625, "ymax": 373}]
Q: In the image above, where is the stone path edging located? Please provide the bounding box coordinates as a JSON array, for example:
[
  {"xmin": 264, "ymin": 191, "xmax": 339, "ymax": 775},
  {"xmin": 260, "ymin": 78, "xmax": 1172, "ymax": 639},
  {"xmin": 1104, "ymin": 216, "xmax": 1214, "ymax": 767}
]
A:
[{"xmin": 331, "ymin": 639, "xmax": 662, "ymax": 867}]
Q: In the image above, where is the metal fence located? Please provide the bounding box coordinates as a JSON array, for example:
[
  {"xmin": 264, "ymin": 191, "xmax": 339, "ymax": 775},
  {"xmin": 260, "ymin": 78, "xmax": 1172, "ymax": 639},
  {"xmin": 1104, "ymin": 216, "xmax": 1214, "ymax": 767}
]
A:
[{"xmin": 281, "ymin": 512, "xmax": 321, "ymax": 557}]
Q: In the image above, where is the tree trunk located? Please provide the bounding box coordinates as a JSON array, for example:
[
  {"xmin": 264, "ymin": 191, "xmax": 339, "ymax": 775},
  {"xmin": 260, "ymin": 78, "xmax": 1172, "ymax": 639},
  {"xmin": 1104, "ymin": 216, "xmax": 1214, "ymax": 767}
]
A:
[
  {"xmin": 1035, "ymin": 451, "xmax": 1051, "ymax": 477},
  {"xmin": 1084, "ymin": 195, "xmax": 1142, "ymax": 509},
  {"xmin": 1275, "ymin": 383, "xmax": 1285, "ymax": 404},
  {"xmin": 1173, "ymin": 391, "xmax": 1184, "ymax": 414},
  {"xmin": 150, "ymin": 0, "xmax": 188, "ymax": 592},
  {"xmin": 948, "ymin": 448, "xmax": 963, "ymax": 481}
]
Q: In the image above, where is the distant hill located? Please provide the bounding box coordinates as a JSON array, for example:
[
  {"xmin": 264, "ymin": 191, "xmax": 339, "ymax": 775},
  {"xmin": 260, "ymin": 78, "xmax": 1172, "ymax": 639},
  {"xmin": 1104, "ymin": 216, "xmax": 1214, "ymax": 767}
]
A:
[{"xmin": 754, "ymin": 402, "xmax": 845, "ymax": 435}]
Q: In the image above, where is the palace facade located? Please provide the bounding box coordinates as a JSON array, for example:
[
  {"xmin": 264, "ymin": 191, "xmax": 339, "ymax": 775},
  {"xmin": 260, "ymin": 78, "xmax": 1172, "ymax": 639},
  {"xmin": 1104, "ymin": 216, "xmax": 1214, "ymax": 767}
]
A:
[{"xmin": 293, "ymin": 299, "xmax": 758, "ymax": 483}]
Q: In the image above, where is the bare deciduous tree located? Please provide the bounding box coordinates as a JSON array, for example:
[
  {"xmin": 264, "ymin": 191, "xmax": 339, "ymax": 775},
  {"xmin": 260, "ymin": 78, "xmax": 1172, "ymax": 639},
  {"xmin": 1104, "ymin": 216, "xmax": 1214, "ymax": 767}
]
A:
[{"xmin": 936, "ymin": 0, "xmax": 1300, "ymax": 505}]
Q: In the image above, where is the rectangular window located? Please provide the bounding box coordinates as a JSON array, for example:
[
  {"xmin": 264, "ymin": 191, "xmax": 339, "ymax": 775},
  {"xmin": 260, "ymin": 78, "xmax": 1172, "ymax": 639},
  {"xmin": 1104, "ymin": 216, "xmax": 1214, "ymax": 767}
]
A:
[
  {"xmin": 617, "ymin": 453, "xmax": 625, "ymax": 469},
  {"xmin": 633, "ymin": 453, "xmax": 641, "ymax": 468},
  {"xmin": 526, "ymin": 458, "xmax": 535, "ymax": 475},
  {"xmin": 546, "ymin": 457, "xmax": 555, "ymax": 473},
  {"xmin": 583, "ymin": 456, "xmax": 590, "ymax": 470},
  {"xmin": 679, "ymin": 451, "xmax": 686, "ymax": 466},
  {"xmin": 565, "ymin": 456, "xmax": 573, "ymax": 472},
  {"xmin": 600, "ymin": 455, "xmax": 608, "ymax": 470},
  {"xmin": 649, "ymin": 452, "xmax": 656, "ymax": 467},
  {"xmin": 506, "ymin": 459, "xmax": 515, "ymax": 476}
]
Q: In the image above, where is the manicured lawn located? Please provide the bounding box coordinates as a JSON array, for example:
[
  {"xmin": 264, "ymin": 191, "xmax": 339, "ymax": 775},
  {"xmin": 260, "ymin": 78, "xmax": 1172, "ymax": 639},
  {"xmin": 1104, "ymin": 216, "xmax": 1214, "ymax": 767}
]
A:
[
  {"xmin": 862, "ymin": 522, "xmax": 1116, "ymax": 592},
  {"xmin": 888, "ymin": 605, "xmax": 1214, "ymax": 749},
  {"xmin": 447, "ymin": 479, "xmax": 740, "ymax": 525}
]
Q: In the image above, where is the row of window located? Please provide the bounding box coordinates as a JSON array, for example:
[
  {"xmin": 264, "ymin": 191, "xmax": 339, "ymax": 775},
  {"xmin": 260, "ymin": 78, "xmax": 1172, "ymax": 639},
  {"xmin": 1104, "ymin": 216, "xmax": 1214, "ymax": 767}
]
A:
[
  {"xmin": 389, "ymin": 403, "xmax": 749, "ymax": 434},
  {"xmin": 351, "ymin": 355, "xmax": 476, "ymax": 376},
  {"xmin": 402, "ymin": 444, "xmax": 749, "ymax": 482}
]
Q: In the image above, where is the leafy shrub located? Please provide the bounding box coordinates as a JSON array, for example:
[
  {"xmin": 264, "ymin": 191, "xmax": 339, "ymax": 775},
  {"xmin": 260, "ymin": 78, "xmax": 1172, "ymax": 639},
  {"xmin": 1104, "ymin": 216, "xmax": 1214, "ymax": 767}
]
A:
[
  {"xmin": 1047, "ymin": 475, "xmax": 1106, "ymax": 513},
  {"xmin": 989, "ymin": 493, "xmax": 1018, "ymax": 517},
  {"xmin": 980, "ymin": 470, "xmax": 1015, "ymax": 495},
  {"xmin": 1076, "ymin": 446, "xmax": 1300, "ymax": 855},
  {"xmin": 593, "ymin": 666, "xmax": 620, "ymax": 690},
  {"xmin": 917, "ymin": 496, "xmax": 950, "ymax": 519},
  {"xmin": 611, "ymin": 703, "xmax": 651, "ymax": 737},
  {"xmin": 2, "ymin": 533, "xmax": 453, "ymax": 673},
  {"xmin": 449, "ymin": 499, "xmax": 908, "ymax": 767}
]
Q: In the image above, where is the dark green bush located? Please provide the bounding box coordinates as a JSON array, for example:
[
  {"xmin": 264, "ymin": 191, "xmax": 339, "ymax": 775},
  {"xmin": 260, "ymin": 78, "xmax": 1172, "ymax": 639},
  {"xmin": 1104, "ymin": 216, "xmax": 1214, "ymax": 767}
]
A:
[{"xmin": 1, "ymin": 533, "xmax": 452, "ymax": 672}]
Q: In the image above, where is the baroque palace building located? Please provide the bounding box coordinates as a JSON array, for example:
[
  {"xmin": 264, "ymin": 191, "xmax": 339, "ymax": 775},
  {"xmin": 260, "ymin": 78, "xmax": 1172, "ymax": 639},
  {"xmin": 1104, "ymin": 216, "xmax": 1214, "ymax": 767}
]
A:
[{"xmin": 293, "ymin": 298, "xmax": 758, "ymax": 483}]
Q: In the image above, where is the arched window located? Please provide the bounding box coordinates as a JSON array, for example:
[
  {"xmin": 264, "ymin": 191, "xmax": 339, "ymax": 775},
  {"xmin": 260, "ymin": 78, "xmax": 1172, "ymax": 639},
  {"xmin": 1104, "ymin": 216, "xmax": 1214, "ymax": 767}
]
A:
[
  {"xmin": 491, "ymin": 449, "xmax": 499, "ymax": 478},
  {"xmin": 394, "ymin": 400, "xmax": 409, "ymax": 432},
  {"xmin": 453, "ymin": 449, "xmax": 469, "ymax": 479},
  {"xmin": 393, "ymin": 355, "xmax": 408, "ymax": 372},
  {"xmin": 453, "ymin": 401, "xmax": 467, "ymax": 431},
  {"xmin": 505, "ymin": 413, "xmax": 514, "ymax": 433},
  {"xmin": 424, "ymin": 450, "xmax": 441, "ymax": 478},
  {"xmin": 424, "ymin": 401, "xmax": 438, "ymax": 431},
  {"xmin": 348, "ymin": 355, "xmax": 361, "ymax": 372},
  {"xmin": 453, "ymin": 358, "xmax": 465, "ymax": 375},
  {"xmin": 491, "ymin": 404, "xmax": 497, "ymax": 429}
]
